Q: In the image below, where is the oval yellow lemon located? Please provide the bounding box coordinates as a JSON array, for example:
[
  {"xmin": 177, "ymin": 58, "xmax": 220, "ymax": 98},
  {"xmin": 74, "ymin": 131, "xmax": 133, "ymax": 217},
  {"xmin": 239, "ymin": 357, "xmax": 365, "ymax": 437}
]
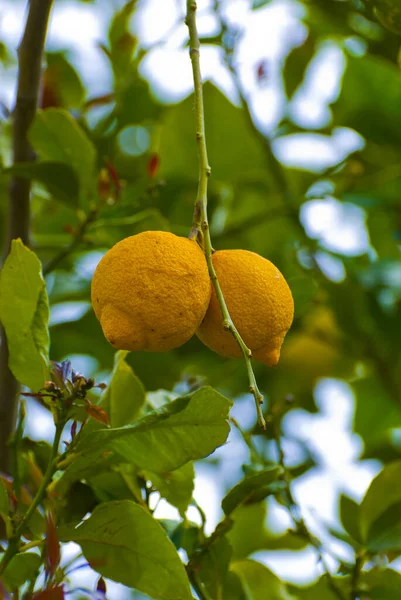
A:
[
  {"xmin": 196, "ymin": 249, "xmax": 294, "ymax": 366},
  {"xmin": 92, "ymin": 231, "xmax": 211, "ymax": 352}
]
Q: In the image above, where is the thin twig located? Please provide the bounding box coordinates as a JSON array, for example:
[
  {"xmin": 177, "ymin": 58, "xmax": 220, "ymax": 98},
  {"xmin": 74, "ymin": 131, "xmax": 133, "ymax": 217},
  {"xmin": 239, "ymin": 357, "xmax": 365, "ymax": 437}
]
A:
[
  {"xmin": 185, "ymin": 0, "xmax": 266, "ymax": 429},
  {"xmin": 0, "ymin": 0, "xmax": 54, "ymax": 473},
  {"xmin": 42, "ymin": 208, "xmax": 98, "ymax": 276},
  {"xmin": 10, "ymin": 402, "xmax": 26, "ymax": 506},
  {"xmin": 350, "ymin": 552, "xmax": 364, "ymax": 600},
  {"xmin": 230, "ymin": 417, "xmax": 264, "ymax": 465},
  {"xmin": 0, "ymin": 420, "xmax": 64, "ymax": 576}
]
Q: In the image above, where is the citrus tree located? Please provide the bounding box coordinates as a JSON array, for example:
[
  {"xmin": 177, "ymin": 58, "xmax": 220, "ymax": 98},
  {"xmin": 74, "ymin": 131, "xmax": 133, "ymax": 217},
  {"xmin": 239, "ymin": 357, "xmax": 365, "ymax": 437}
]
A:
[{"xmin": 0, "ymin": 0, "xmax": 401, "ymax": 598}]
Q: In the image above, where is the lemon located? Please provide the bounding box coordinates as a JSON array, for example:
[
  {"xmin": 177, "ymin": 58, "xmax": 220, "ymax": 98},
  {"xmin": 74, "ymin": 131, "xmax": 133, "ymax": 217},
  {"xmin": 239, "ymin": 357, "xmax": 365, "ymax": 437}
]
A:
[
  {"xmin": 91, "ymin": 231, "xmax": 211, "ymax": 352},
  {"xmin": 197, "ymin": 249, "xmax": 294, "ymax": 366}
]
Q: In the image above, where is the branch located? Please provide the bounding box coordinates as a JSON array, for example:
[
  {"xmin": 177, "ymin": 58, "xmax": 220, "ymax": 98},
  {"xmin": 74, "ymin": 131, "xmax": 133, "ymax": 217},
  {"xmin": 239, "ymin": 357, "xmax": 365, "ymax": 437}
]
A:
[
  {"xmin": 0, "ymin": 0, "xmax": 54, "ymax": 472},
  {"xmin": 350, "ymin": 552, "xmax": 364, "ymax": 600},
  {"xmin": 185, "ymin": 0, "xmax": 266, "ymax": 429}
]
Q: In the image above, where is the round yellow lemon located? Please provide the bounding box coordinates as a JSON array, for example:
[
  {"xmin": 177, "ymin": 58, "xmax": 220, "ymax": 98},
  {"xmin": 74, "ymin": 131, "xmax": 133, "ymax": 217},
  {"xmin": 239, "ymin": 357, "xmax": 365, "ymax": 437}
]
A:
[
  {"xmin": 91, "ymin": 231, "xmax": 211, "ymax": 352},
  {"xmin": 196, "ymin": 249, "xmax": 294, "ymax": 366}
]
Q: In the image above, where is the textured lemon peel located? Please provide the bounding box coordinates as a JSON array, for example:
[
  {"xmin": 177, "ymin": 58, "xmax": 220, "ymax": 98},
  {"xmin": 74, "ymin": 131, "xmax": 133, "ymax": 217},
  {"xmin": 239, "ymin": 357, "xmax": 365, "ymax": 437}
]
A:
[
  {"xmin": 196, "ymin": 249, "xmax": 294, "ymax": 366},
  {"xmin": 91, "ymin": 231, "xmax": 211, "ymax": 353}
]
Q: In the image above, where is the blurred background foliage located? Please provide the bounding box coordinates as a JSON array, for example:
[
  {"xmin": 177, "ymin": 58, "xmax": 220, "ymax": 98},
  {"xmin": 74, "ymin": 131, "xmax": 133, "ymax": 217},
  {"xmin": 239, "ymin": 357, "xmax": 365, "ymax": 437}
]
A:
[{"xmin": 1, "ymin": 0, "xmax": 401, "ymax": 598}]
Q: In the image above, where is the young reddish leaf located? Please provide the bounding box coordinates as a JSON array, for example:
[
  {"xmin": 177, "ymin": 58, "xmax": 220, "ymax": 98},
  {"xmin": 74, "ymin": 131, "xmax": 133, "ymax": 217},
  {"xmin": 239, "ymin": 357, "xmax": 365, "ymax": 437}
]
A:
[
  {"xmin": 62, "ymin": 224, "xmax": 74, "ymax": 235},
  {"xmin": 41, "ymin": 69, "xmax": 61, "ymax": 109},
  {"xmin": 148, "ymin": 153, "xmax": 160, "ymax": 178},
  {"xmin": 97, "ymin": 168, "xmax": 111, "ymax": 200},
  {"xmin": 70, "ymin": 420, "xmax": 77, "ymax": 441},
  {"xmin": 256, "ymin": 60, "xmax": 269, "ymax": 83},
  {"xmin": 25, "ymin": 454, "xmax": 44, "ymax": 493},
  {"xmin": 1, "ymin": 475, "xmax": 32, "ymax": 507},
  {"xmin": 31, "ymin": 586, "xmax": 64, "ymax": 600},
  {"xmin": 84, "ymin": 93, "xmax": 114, "ymax": 109},
  {"xmin": 45, "ymin": 512, "xmax": 61, "ymax": 577},
  {"xmin": 84, "ymin": 401, "xmax": 110, "ymax": 426},
  {"xmin": 96, "ymin": 577, "xmax": 107, "ymax": 595},
  {"xmin": 0, "ymin": 580, "xmax": 11, "ymax": 599},
  {"xmin": 104, "ymin": 159, "xmax": 122, "ymax": 197}
]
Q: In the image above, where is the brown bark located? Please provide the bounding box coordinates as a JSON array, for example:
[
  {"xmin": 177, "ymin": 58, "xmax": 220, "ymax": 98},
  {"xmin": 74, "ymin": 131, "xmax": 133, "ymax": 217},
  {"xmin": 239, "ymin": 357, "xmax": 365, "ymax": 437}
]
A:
[{"xmin": 0, "ymin": 0, "xmax": 53, "ymax": 472}]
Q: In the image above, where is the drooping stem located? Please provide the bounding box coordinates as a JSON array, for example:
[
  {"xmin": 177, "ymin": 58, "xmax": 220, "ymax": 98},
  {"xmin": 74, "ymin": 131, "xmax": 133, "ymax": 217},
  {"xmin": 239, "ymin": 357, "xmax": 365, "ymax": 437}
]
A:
[
  {"xmin": 0, "ymin": 0, "xmax": 54, "ymax": 472},
  {"xmin": 185, "ymin": 0, "xmax": 266, "ymax": 429},
  {"xmin": 0, "ymin": 420, "xmax": 64, "ymax": 576}
]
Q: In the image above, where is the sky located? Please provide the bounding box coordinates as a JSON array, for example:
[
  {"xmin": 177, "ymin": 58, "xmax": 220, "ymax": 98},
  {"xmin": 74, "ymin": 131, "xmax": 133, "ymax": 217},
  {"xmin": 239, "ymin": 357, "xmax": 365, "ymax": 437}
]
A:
[{"xmin": 0, "ymin": 0, "xmax": 382, "ymax": 597}]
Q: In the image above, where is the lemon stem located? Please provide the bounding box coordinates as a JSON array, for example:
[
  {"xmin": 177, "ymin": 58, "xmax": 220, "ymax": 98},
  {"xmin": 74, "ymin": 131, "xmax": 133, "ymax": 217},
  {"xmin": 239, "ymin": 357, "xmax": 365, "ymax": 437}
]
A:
[{"xmin": 185, "ymin": 0, "xmax": 266, "ymax": 430}]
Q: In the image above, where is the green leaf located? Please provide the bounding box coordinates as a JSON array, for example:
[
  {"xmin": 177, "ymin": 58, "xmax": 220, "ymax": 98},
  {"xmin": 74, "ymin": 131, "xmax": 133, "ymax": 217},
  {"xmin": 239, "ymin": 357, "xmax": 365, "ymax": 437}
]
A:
[
  {"xmin": 222, "ymin": 466, "xmax": 282, "ymax": 516},
  {"xmin": 0, "ymin": 477, "xmax": 9, "ymax": 516},
  {"xmin": 374, "ymin": 0, "xmax": 401, "ymax": 34},
  {"xmin": 59, "ymin": 500, "xmax": 192, "ymax": 600},
  {"xmin": 231, "ymin": 559, "xmax": 297, "ymax": 600},
  {"xmin": 283, "ymin": 34, "xmax": 316, "ymax": 99},
  {"xmin": 360, "ymin": 460, "xmax": 401, "ymax": 544},
  {"xmin": 365, "ymin": 501, "xmax": 401, "ymax": 551},
  {"xmin": 192, "ymin": 536, "xmax": 233, "ymax": 600},
  {"xmin": 226, "ymin": 502, "xmax": 305, "ymax": 559},
  {"xmin": 334, "ymin": 54, "xmax": 401, "ymax": 146},
  {"xmin": 160, "ymin": 83, "xmax": 267, "ymax": 184},
  {"xmin": 45, "ymin": 51, "xmax": 85, "ymax": 109},
  {"xmin": 339, "ymin": 495, "xmax": 362, "ymax": 544},
  {"xmin": 289, "ymin": 277, "xmax": 319, "ymax": 318},
  {"xmin": 290, "ymin": 577, "xmax": 350, "ymax": 600},
  {"xmin": 100, "ymin": 351, "xmax": 145, "ymax": 427},
  {"xmin": 1, "ymin": 552, "xmax": 41, "ymax": 590},
  {"xmin": 2, "ymin": 162, "xmax": 79, "ymax": 206},
  {"xmin": 108, "ymin": 0, "xmax": 138, "ymax": 78},
  {"xmin": 109, "ymin": 0, "xmax": 137, "ymax": 50},
  {"xmin": 224, "ymin": 571, "xmax": 247, "ymax": 600},
  {"xmin": 353, "ymin": 377, "xmax": 401, "ymax": 453},
  {"xmin": 29, "ymin": 108, "xmax": 96, "ymax": 208},
  {"xmin": 362, "ymin": 568, "xmax": 401, "ymax": 599},
  {"xmin": 146, "ymin": 462, "xmax": 194, "ymax": 518},
  {"xmin": 0, "ymin": 239, "xmax": 49, "ymax": 391},
  {"xmin": 56, "ymin": 387, "xmax": 232, "ymax": 492}
]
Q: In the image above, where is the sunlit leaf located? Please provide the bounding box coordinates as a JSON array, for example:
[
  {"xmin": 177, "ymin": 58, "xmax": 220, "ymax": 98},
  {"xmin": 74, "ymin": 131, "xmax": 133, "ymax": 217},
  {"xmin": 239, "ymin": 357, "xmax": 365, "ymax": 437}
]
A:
[
  {"xmin": 56, "ymin": 387, "xmax": 232, "ymax": 493},
  {"xmin": 100, "ymin": 350, "xmax": 145, "ymax": 427},
  {"xmin": 0, "ymin": 240, "xmax": 49, "ymax": 391},
  {"xmin": 59, "ymin": 500, "xmax": 192, "ymax": 599},
  {"xmin": 231, "ymin": 559, "xmax": 297, "ymax": 600},
  {"xmin": 360, "ymin": 460, "xmax": 401, "ymax": 549},
  {"xmin": 29, "ymin": 108, "xmax": 96, "ymax": 208},
  {"xmin": 1, "ymin": 552, "xmax": 41, "ymax": 591},
  {"xmin": 146, "ymin": 462, "xmax": 194, "ymax": 518},
  {"xmin": 2, "ymin": 162, "xmax": 79, "ymax": 206},
  {"xmin": 222, "ymin": 466, "xmax": 282, "ymax": 515}
]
